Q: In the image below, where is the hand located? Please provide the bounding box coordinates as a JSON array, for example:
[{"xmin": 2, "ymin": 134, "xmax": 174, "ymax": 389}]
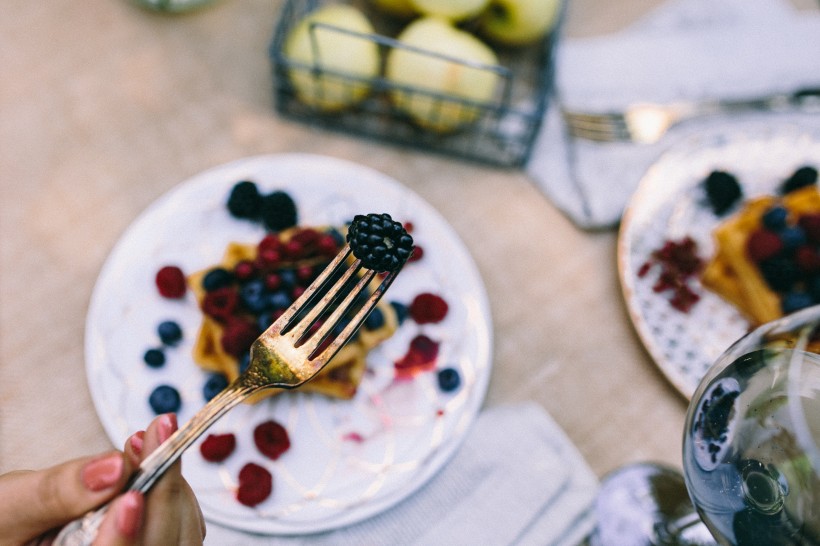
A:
[{"xmin": 0, "ymin": 414, "xmax": 205, "ymax": 545}]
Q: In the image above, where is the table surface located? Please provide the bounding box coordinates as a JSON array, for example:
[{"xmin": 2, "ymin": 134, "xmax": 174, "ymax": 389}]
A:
[{"xmin": 2, "ymin": 0, "xmax": 814, "ymax": 523}]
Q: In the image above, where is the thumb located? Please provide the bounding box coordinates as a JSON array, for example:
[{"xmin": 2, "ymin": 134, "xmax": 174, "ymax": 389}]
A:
[{"xmin": 0, "ymin": 450, "xmax": 132, "ymax": 544}]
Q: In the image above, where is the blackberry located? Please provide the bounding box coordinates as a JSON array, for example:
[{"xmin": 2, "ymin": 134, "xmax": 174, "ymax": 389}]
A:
[
  {"xmin": 758, "ymin": 257, "xmax": 799, "ymax": 292},
  {"xmin": 779, "ymin": 165, "xmax": 818, "ymax": 195},
  {"xmin": 202, "ymin": 268, "xmax": 234, "ymax": 292},
  {"xmin": 704, "ymin": 171, "xmax": 743, "ymax": 216},
  {"xmin": 347, "ymin": 213, "xmax": 414, "ymax": 272},
  {"xmin": 260, "ymin": 191, "xmax": 298, "ymax": 232},
  {"xmin": 149, "ymin": 385, "xmax": 181, "ymax": 414},
  {"xmin": 227, "ymin": 181, "xmax": 262, "ymax": 219},
  {"xmin": 704, "ymin": 170, "xmax": 742, "ymax": 215},
  {"xmin": 158, "ymin": 320, "xmax": 183, "ymax": 346}
]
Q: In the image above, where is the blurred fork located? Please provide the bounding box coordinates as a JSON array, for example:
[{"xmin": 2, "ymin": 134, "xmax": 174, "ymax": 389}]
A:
[
  {"xmin": 55, "ymin": 227, "xmax": 412, "ymax": 545},
  {"xmin": 562, "ymin": 87, "xmax": 820, "ymax": 144}
]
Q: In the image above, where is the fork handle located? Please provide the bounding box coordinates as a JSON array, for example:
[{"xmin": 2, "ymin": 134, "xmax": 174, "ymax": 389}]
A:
[
  {"xmin": 53, "ymin": 381, "xmax": 259, "ymax": 546},
  {"xmin": 694, "ymin": 86, "xmax": 820, "ymax": 115}
]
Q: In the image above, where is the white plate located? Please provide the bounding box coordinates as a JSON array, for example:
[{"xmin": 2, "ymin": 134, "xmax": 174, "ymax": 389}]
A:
[
  {"xmin": 85, "ymin": 154, "xmax": 493, "ymax": 535},
  {"xmin": 618, "ymin": 126, "xmax": 820, "ymax": 400}
]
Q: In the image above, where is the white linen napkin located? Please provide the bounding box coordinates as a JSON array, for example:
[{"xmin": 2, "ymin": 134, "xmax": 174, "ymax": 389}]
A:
[
  {"xmin": 527, "ymin": 0, "xmax": 820, "ymax": 230},
  {"xmin": 203, "ymin": 402, "xmax": 598, "ymax": 545}
]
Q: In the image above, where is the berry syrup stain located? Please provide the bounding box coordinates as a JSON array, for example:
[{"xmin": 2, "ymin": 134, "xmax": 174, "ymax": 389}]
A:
[{"xmin": 394, "ymin": 334, "xmax": 440, "ymax": 379}]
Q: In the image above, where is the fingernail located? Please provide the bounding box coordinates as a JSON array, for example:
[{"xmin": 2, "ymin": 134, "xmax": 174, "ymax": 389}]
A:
[
  {"xmin": 115, "ymin": 491, "xmax": 144, "ymax": 537},
  {"xmin": 81, "ymin": 453, "xmax": 124, "ymax": 491},
  {"xmin": 129, "ymin": 431, "xmax": 144, "ymax": 455},
  {"xmin": 158, "ymin": 413, "xmax": 177, "ymax": 443}
]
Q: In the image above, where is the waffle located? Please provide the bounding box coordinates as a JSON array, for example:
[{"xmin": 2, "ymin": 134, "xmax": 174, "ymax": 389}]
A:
[
  {"xmin": 701, "ymin": 186, "xmax": 820, "ymax": 325},
  {"xmin": 188, "ymin": 228, "xmax": 398, "ymax": 402}
]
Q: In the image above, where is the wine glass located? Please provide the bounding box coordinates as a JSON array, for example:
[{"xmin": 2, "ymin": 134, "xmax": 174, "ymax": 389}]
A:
[{"xmin": 590, "ymin": 304, "xmax": 820, "ymax": 545}]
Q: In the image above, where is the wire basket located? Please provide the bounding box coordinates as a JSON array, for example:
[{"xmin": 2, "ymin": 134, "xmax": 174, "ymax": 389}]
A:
[{"xmin": 269, "ymin": 0, "xmax": 562, "ymax": 168}]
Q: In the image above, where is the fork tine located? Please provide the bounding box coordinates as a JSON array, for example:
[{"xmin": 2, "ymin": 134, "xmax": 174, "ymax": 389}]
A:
[
  {"xmin": 566, "ymin": 123, "xmax": 632, "ymax": 142},
  {"xmin": 268, "ymin": 243, "xmax": 354, "ymax": 337},
  {"xmin": 303, "ymin": 265, "xmax": 376, "ymax": 360}
]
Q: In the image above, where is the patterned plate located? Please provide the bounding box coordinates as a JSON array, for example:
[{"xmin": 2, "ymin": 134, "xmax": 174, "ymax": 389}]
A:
[
  {"xmin": 618, "ymin": 125, "xmax": 820, "ymax": 399},
  {"xmin": 85, "ymin": 154, "xmax": 493, "ymax": 535}
]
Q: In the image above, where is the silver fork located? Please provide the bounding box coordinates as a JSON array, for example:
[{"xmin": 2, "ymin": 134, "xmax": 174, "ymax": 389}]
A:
[
  {"xmin": 562, "ymin": 87, "xmax": 820, "ymax": 144},
  {"xmin": 55, "ymin": 238, "xmax": 409, "ymax": 545}
]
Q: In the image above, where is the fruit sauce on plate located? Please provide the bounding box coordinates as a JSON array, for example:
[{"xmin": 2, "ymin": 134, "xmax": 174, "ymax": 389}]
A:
[{"xmin": 84, "ymin": 154, "xmax": 492, "ymax": 535}]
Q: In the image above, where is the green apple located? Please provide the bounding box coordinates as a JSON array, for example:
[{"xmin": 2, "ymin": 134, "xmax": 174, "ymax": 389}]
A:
[
  {"xmin": 385, "ymin": 17, "xmax": 500, "ymax": 133},
  {"xmin": 369, "ymin": 0, "xmax": 417, "ymax": 18},
  {"xmin": 479, "ymin": 0, "xmax": 562, "ymax": 46},
  {"xmin": 410, "ymin": 0, "xmax": 489, "ymax": 21},
  {"xmin": 283, "ymin": 5, "xmax": 380, "ymax": 111}
]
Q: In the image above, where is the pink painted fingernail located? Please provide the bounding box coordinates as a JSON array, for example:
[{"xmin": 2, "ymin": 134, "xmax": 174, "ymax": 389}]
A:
[
  {"xmin": 81, "ymin": 453, "xmax": 124, "ymax": 492},
  {"xmin": 158, "ymin": 413, "xmax": 177, "ymax": 443},
  {"xmin": 129, "ymin": 431, "xmax": 144, "ymax": 455},
  {"xmin": 115, "ymin": 491, "xmax": 144, "ymax": 537}
]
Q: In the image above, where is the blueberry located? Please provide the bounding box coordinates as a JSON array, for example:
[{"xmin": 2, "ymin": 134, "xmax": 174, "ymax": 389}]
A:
[
  {"xmin": 257, "ymin": 312, "xmax": 274, "ymax": 332},
  {"xmin": 203, "ymin": 373, "xmax": 229, "ymax": 401},
  {"xmin": 279, "ymin": 270, "xmax": 296, "ymax": 288},
  {"xmin": 239, "ymin": 353, "xmax": 251, "ymax": 373},
  {"xmin": 143, "ymin": 348, "xmax": 166, "ymax": 368},
  {"xmin": 782, "ymin": 291, "xmax": 813, "ymax": 314},
  {"xmin": 157, "ymin": 320, "xmax": 183, "ymax": 346},
  {"xmin": 390, "ymin": 301, "xmax": 409, "ymax": 325},
  {"xmin": 268, "ymin": 290, "xmax": 292, "ymax": 310},
  {"xmin": 759, "ymin": 258, "xmax": 799, "ymax": 292},
  {"xmin": 149, "ymin": 385, "xmax": 181, "ymax": 414},
  {"xmin": 240, "ymin": 280, "xmax": 268, "ymax": 313},
  {"xmin": 761, "ymin": 206, "xmax": 788, "ymax": 230},
  {"xmin": 437, "ymin": 368, "xmax": 461, "ymax": 392},
  {"xmin": 202, "ymin": 268, "xmax": 234, "ymax": 291},
  {"xmin": 779, "ymin": 226, "xmax": 806, "ymax": 250},
  {"xmin": 364, "ymin": 308, "xmax": 385, "ymax": 330}
]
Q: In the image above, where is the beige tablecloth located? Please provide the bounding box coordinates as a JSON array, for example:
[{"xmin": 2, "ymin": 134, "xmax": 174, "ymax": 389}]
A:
[{"xmin": 1, "ymin": 0, "xmax": 694, "ymax": 537}]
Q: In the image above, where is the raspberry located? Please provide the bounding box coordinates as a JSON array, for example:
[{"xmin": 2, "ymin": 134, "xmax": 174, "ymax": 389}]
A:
[
  {"xmin": 704, "ymin": 170, "xmax": 742, "ymax": 215},
  {"xmin": 200, "ymin": 433, "xmax": 236, "ymax": 462},
  {"xmin": 155, "ymin": 266, "xmax": 187, "ymax": 298},
  {"xmin": 227, "ymin": 180, "xmax": 262, "ymax": 219},
  {"xmin": 409, "ymin": 293, "xmax": 449, "ymax": 324},
  {"xmin": 260, "ymin": 191, "xmax": 298, "ymax": 232},
  {"xmin": 780, "ymin": 166, "xmax": 818, "ymax": 195},
  {"xmin": 408, "ymin": 245, "xmax": 424, "ymax": 263},
  {"xmin": 220, "ymin": 317, "xmax": 258, "ymax": 357},
  {"xmin": 148, "ymin": 385, "xmax": 181, "ymax": 414},
  {"xmin": 746, "ymin": 229, "xmax": 784, "ymax": 262},
  {"xmin": 234, "ymin": 260, "xmax": 255, "ymax": 281},
  {"xmin": 253, "ymin": 420, "xmax": 291, "ymax": 460},
  {"xmin": 347, "ymin": 213, "xmax": 414, "ymax": 272},
  {"xmin": 236, "ymin": 463, "xmax": 273, "ymax": 507},
  {"xmin": 795, "ymin": 245, "xmax": 820, "ymax": 273},
  {"xmin": 799, "ymin": 213, "xmax": 820, "ymax": 243},
  {"xmin": 201, "ymin": 287, "xmax": 239, "ymax": 322}
]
